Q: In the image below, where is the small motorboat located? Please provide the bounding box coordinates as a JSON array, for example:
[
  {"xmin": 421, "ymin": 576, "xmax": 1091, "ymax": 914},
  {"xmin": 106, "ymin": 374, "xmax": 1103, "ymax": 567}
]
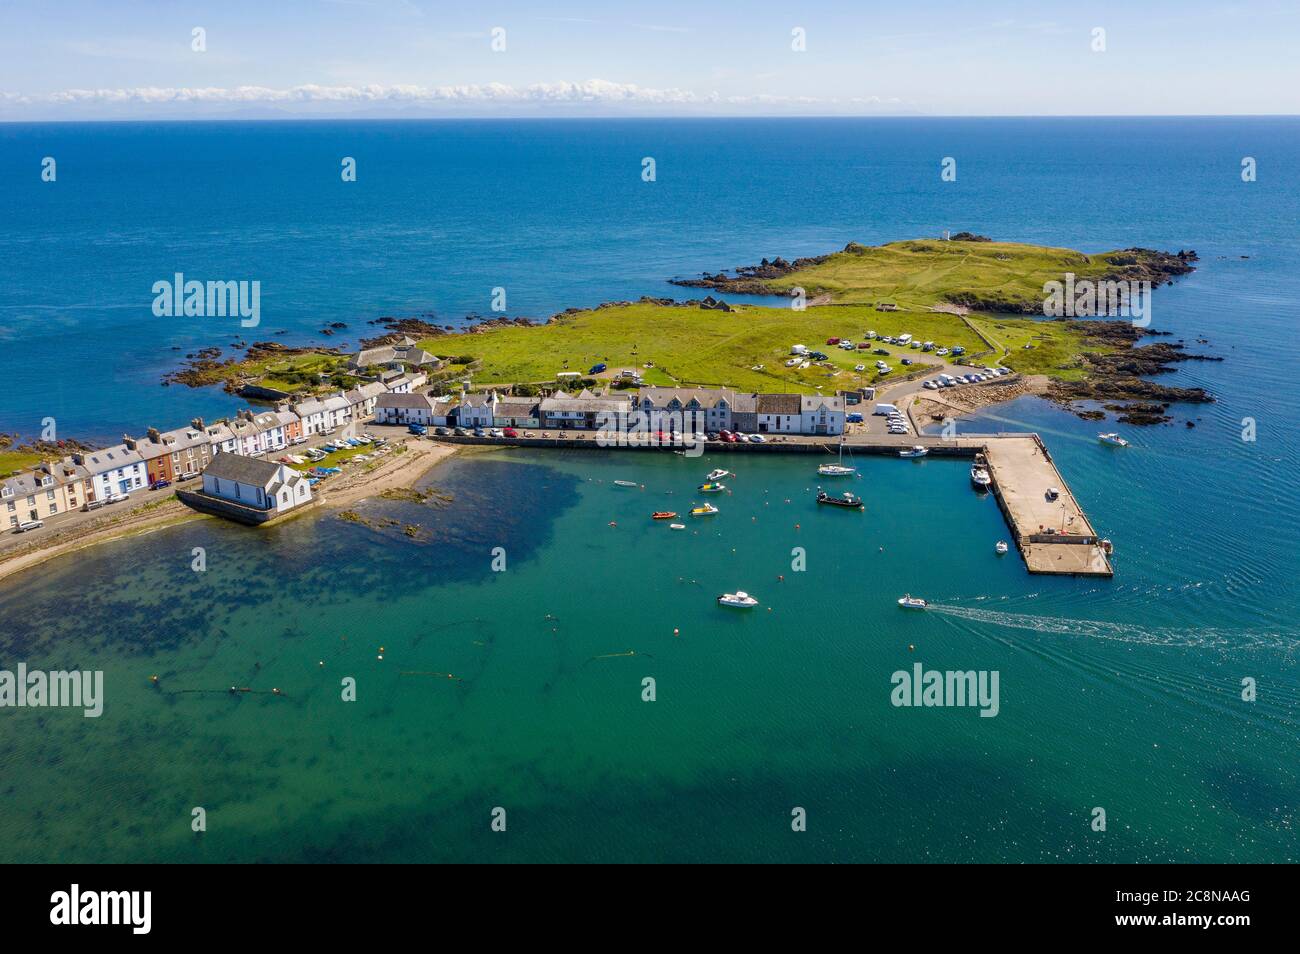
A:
[
  {"xmin": 706, "ymin": 469, "xmax": 731, "ymax": 481},
  {"xmin": 669, "ymin": 523, "xmax": 686, "ymax": 530},
  {"xmin": 897, "ymin": 595, "xmax": 928, "ymax": 610},
  {"xmin": 698, "ymin": 482, "xmax": 726, "ymax": 493},
  {"xmin": 717, "ymin": 591, "xmax": 759, "ymax": 609},
  {"xmin": 970, "ymin": 466, "xmax": 992, "ymax": 490},
  {"xmin": 816, "ymin": 489, "xmax": 864, "ymax": 510},
  {"xmin": 652, "ymin": 511, "xmax": 678, "ymax": 520},
  {"xmin": 995, "ymin": 540, "xmax": 1009, "ymax": 555},
  {"xmin": 690, "ymin": 503, "xmax": 719, "ymax": 516},
  {"xmin": 613, "ymin": 480, "xmax": 638, "ymax": 487},
  {"xmin": 899, "ymin": 445, "xmax": 928, "ymax": 459},
  {"xmin": 1098, "ymin": 432, "xmax": 1129, "ymax": 447}
]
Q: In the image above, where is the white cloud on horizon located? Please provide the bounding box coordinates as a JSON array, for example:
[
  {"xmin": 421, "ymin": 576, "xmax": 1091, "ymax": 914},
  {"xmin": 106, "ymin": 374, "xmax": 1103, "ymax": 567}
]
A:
[{"xmin": 1, "ymin": 79, "xmax": 906, "ymax": 112}]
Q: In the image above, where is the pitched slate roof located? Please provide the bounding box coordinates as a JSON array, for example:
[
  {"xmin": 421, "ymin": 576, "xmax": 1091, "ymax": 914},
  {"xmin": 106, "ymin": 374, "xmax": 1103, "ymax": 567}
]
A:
[
  {"xmin": 203, "ymin": 453, "xmax": 284, "ymax": 486},
  {"xmin": 757, "ymin": 394, "xmax": 802, "ymax": 415}
]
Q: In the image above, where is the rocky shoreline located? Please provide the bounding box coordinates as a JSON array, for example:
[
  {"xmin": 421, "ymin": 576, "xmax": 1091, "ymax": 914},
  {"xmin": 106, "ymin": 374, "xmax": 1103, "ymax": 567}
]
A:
[{"xmin": 1045, "ymin": 321, "xmax": 1219, "ymax": 424}]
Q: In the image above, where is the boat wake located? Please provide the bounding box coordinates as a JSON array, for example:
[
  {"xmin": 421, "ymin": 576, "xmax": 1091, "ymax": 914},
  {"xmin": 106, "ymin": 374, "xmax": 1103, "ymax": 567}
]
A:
[{"xmin": 927, "ymin": 604, "xmax": 1300, "ymax": 652}]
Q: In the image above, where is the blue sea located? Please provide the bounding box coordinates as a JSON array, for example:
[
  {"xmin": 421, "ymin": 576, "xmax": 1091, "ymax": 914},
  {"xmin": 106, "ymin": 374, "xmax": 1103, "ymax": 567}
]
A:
[{"xmin": 1, "ymin": 118, "xmax": 1298, "ymax": 862}]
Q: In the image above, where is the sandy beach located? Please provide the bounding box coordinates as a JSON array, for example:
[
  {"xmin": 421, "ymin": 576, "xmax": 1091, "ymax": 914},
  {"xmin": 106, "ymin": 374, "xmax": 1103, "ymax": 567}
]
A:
[{"xmin": 0, "ymin": 436, "xmax": 461, "ymax": 585}]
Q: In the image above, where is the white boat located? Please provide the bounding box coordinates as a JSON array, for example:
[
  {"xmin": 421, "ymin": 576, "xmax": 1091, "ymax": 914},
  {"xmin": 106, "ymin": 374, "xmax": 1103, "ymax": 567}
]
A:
[
  {"xmin": 698, "ymin": 482, "xmax": 726, "ymax": 493},
  {"xmin": 669, "ymin": 523, "xmax": 686, "ymax": 530},
  {"xmin": 718, "ymin": 591, "xmax": 759, "ymax": 609},
  {"xmin": 706, "ymin": 469, "xmax": 732, "ymax": 481},
  {"xmin": 1098, "ymin": 432, "xmax": 1130, "ymax": 447},
  {"xmin": 897, "ymin": 595, "xmax": 928, "ymax": 610},
  {"xmin": 613, "ymin": 480, "xmax": 638, "ymax": 487},
  {"xmin": 818, "ymin": 442, "xmax": 857, "ymax": 477},
  {"xmin": 899, "ymin": 445, "xmax": 928, "ymax": 459},
  {"xmin": 970, "ymin": 466, "xmax": 992, "ymax": 490},
  {"xmin": 995, "ymin": 540, "xmax": 1009, "ymax": 555}
]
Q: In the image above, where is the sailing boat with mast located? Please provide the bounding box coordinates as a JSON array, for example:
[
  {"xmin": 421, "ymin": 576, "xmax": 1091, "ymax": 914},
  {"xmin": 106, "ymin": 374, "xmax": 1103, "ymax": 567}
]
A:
[{"xmin": 817, "ymin": 440, "xmax": 856, "ymax": 477}]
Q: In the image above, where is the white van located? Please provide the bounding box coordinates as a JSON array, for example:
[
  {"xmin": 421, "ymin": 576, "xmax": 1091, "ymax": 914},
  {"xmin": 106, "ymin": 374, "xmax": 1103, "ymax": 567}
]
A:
[
  {"xmin": 873, "ymin": 403, "xmax": 899, "ymax": 416},
  {"xmin": 897, "ymin": 334, "xmax": 913, "ymax": 346},
  {"xmin": 791, "ymin": 344, "xmax": 808, "ymax": 355}
]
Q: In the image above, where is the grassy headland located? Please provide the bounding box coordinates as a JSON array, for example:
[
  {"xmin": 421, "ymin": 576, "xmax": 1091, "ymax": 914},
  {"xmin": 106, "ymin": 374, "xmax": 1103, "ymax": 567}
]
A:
[{"xmin": 161, "ymin": 238, "xmax": 1210, "ymax": 415}]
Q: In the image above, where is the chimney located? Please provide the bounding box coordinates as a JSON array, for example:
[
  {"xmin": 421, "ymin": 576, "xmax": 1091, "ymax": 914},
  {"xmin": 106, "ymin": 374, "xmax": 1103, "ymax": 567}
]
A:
[
  {"xmin": 72, "ymin": 452, "xmax": 84, "ymax": 465},
  {"xmin": 147, "ymin": 427, "xmax": 162, "ymax": 442},
  {"xmin": 191, "ymin": 417, "xmax": 205, "ymax": 430},
  {"xmin": 122, "ymin": 434, "xmax": 137, "ymax": 450}
]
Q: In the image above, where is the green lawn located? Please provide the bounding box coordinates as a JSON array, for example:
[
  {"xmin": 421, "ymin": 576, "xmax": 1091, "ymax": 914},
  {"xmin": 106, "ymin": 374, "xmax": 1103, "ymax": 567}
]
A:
[
  {"xmin": 416, "ymin": 299, "xmax": 1098, "ymax": 394},
  {"xmin": 246, "ymin": 353, "xmax": 354, "ymax": 394},
  {"xmin": 965, "ymin": 316, "xmax": 1108, "ymax": 381},
  {"xmin": 758, "ymin": 239, "xmax": 1128, "ymax": 310},
  {"xmin": 0, "ymin": 450, "xmax": 44, "ymax": 476}
]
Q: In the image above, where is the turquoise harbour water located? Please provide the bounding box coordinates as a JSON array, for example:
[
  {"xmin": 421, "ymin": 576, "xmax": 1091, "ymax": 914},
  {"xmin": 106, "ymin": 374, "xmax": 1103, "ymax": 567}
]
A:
[{"xmin": 1, "ymin": 118, "xmax": 1299, "ymax": 862}]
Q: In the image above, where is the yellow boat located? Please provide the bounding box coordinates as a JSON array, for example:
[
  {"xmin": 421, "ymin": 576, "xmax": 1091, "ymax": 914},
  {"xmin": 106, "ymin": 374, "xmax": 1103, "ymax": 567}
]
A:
[{"xmin": 690, "ymin": 503, "xmax": 719, "ymax": 516}]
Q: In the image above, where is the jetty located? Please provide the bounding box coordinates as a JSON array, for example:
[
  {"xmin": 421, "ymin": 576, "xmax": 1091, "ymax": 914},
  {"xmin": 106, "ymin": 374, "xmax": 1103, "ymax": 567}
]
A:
[{"xmin": 435, "ymin": 430, "xmax": 1113, "ymax": 578}]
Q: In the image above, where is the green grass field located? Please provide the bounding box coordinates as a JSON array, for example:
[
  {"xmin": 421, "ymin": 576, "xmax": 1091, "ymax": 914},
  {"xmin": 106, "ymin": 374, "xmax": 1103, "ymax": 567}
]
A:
[
  {"xmin": 760, "ymin": 239, "xmax": 1126, "ymax": 308},
  {"xmin": 0, "ymin": 450, "xmax": 45, "ymax": 476},
  {"xmin": 407, "ymin": 239, "xmax": 1141, "ymax": 392}
]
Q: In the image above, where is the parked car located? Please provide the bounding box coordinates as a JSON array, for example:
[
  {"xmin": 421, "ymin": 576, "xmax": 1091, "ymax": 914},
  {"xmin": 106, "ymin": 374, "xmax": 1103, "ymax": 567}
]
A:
[
  {"xmin": 846, "ymin": 413, "xmax": 864, "ymax": 423},
  {"xmin": 177, "ymin": 471, "xmax": 200, "ymax": 481},
  {"xmin": 503, "ymin": 427, "xmax": 519, "ymax": 438},
  {"xmin": 15, "ymin": 520, "xmax": 44, "ymax": 533},
  {"xmin": 407, "ymin": 423, "xmax": 427, "ymax": 435},
  {"xmin": 588, "ymin": 363, "xmax": 607, "ymax": 375},
  {"xmin": 723, "ymin": 432, "xmax": 738, "ymax": 443},
  {"xmin": 472, "ymin": 428, "xmax": 486, "ymax": 437},
  {"xmin": 105, "ymin": 492, "xmax": 130, "ymax": 504},
  {"xmin": 434, "ymin": 426, "xmax": 450, "ymax": 436},
  {"xmin": 923, "ymin": 380, "xmax": 938, "ymax": 390},
  {"xmin": 748, "ymin": 434, "xmax": 765, "ymax": 443},
  {"xmin": 826, "ymin": 337, "xmax": 840, "ymax": 345},
  {"xmin": 706, "ymin": 432, "xmax": 720, "ymax": 441},
  {"xmin": 901, "ymin": 358, "xmax": 913, "ymax": 366},
  {"xmin": 453, "ymin": 427, "xmax": 469, "ymax": 436},
  {"xmin": 808, "ymin": 351, "xmax": 829, "ymax": 361},
  {"xmin": 857, "ymin": 342, "xmax": 871, "ymax": 349},
  {"xmin": 873, "ymin": 348, "xmax": 890, "ymax": 356}
]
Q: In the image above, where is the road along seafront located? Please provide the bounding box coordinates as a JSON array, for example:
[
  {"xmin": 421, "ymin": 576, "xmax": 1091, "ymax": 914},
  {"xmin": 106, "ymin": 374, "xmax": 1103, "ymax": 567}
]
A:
[{"xmin": 0, "ymin": 431, "xmax": 460, "ymax": 585}]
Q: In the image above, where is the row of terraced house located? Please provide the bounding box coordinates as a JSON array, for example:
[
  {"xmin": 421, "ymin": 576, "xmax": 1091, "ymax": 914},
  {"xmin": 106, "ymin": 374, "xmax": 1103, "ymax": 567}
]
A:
[
  {"xmin": 1, "ymin": 372, "xmax": 427, "ymax": 530},
  {"xmin": 372, "ymin": 387, "xmax": 849, "ymax": 436}
]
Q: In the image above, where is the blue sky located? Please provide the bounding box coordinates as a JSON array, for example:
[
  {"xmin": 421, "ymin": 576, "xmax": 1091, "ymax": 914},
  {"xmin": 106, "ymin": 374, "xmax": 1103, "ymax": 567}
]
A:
[{"xmin": 2, "ymin": 0, "xmax": 1297, "ymax": 118}]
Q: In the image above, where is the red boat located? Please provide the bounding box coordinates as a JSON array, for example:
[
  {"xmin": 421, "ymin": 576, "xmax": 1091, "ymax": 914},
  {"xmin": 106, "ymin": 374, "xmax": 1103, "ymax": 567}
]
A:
[{"xmin": 652, "ymin": 511, "xmax": 678, "ymax": 520}]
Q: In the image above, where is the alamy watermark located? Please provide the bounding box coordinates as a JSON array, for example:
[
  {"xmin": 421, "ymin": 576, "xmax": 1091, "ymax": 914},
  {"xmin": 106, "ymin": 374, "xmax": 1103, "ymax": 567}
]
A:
[
  {"xmin": 1042, "ymin": 272, "xmax": 1151, "ymax": 327},
  {"xmin": 1, "ymin": 664, "xmax": 103, "ymax": 717},
  {"xmin": 891, "ymin": 663, "xmax": 999, "ymax": 717},
  {"xmin": 152, "ymin": 273, "xmax": 261, "ymax": 327}
]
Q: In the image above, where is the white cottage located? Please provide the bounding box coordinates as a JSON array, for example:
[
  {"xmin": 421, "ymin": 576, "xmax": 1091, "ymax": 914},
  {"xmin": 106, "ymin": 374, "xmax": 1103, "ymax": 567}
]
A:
[{"xmin": 201, "ymin": 454, "xmax": 312, "ymax": 514}]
